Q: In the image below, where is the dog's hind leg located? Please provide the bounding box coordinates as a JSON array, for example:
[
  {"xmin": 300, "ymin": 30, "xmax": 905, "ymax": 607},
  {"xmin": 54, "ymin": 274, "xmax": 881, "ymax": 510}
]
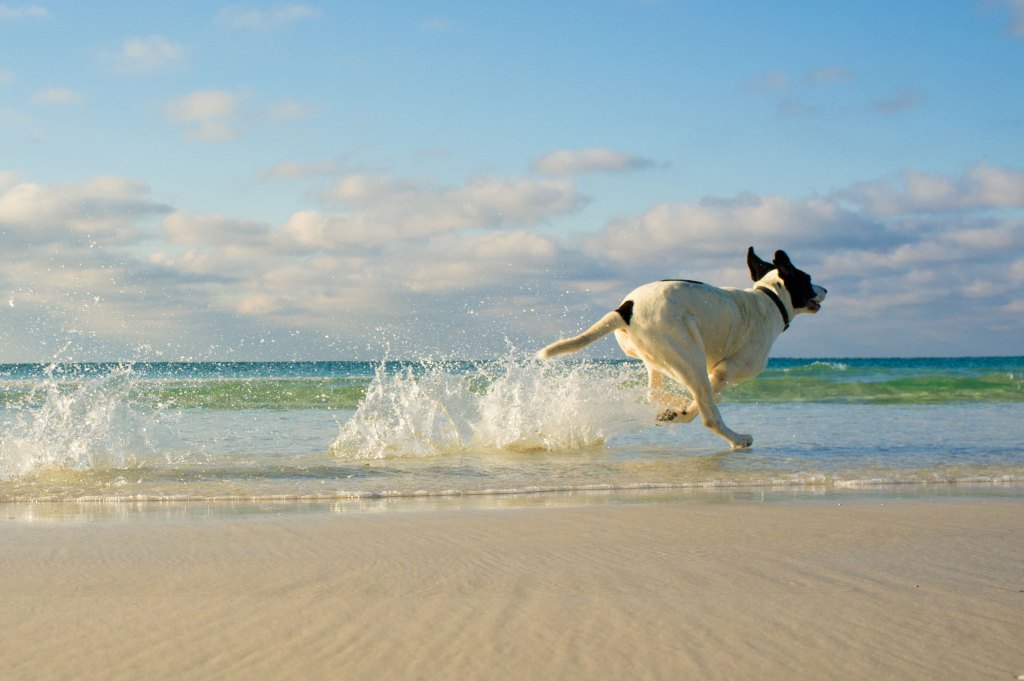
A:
[
  {"xmin": 655, "ymin": 322, "xmax": 753, "ymax": 449},
  {"xmin": 707, "ymin": 362, "xmax": 732, "ymax": 403},
  {"xmin": 645, "ymin": 363, "xmax": 697, "ymax": 423},
  {"xmin": 658, "ymin": 364, "xmax": 734, "ymax": 424}
]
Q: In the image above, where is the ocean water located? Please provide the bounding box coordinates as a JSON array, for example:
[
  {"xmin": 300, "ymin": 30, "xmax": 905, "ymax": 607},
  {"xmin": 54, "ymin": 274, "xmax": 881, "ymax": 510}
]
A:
[{"xmin": 1, "ymin": 356, "xmax": 1022, "ymax": 517}]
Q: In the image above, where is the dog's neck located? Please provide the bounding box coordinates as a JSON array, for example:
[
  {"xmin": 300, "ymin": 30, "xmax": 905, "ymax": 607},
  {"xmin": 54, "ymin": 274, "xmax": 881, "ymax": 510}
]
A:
[
  {"xmin": 755, "ymin": 286, "xmax": 790, "ymax": 331},
  {"xmin": 751, "ymin": 273, "xmax": 793, "ymax": 332}
]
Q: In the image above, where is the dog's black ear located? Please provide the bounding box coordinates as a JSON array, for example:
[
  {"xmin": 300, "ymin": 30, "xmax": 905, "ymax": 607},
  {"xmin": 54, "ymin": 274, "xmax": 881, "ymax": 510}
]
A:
[
  {"xmin": 773, "ymin": 250, "xmax": 794, "ymax": 270},
  {"xmin": 747, "ymin": 247, "xmax": 775, "ymax": 281}
]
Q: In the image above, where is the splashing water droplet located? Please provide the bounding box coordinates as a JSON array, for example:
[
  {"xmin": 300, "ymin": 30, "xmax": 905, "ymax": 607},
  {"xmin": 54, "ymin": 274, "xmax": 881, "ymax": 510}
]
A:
[
  {"xmin": 0, "ymin": 364, "xmax": 174, "ymax": 480},
  {"xmin": 330, "ymin": 355, "xmax": 650, "ymax": 460}
]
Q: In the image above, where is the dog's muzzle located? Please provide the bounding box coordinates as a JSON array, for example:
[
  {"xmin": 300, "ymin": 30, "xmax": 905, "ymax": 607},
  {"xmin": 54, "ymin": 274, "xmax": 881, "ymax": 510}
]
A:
[{"xmin": 807, "ymin": 285, "xmax": 827, "ymax": 313}]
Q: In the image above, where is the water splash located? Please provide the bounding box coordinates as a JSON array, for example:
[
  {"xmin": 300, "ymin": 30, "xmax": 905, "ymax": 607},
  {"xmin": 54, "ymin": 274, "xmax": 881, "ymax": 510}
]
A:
[
  {"xmin": 329, "ymin": 356, "xmax": 651, "ymax": 459},
  {"xmin": 0, "ymin": 364, "xmax": 171, "ymax": 479}
]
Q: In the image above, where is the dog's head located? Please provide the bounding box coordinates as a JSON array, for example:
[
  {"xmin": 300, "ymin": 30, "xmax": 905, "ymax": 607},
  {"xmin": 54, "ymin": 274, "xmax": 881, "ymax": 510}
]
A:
[{"xmin": 747, "ymin": 247, "xmax": 827, "ymax": 315}]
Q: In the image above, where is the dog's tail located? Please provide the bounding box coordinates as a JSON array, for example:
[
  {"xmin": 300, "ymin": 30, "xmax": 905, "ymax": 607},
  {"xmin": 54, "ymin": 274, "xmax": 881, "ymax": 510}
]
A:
[{"xmin": 536, "ymin": 303, "xmax": 631, "ymax": 360}]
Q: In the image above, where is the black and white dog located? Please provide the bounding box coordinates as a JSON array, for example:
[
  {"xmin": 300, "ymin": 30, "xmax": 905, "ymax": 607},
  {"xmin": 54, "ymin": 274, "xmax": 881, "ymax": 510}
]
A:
[{"xmin": 537, "ymin": 248, "xmax": 827, "ymax": 449}]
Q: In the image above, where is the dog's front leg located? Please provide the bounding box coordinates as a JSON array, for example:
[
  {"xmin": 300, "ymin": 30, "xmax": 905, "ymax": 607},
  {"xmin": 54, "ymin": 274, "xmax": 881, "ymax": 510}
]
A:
[{"xmin": 685, "ymin": 377, "xmax": 753, "ymax": 449}]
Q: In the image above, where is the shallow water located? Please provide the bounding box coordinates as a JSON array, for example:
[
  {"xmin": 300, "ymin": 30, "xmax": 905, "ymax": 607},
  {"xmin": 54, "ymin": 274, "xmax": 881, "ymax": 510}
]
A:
[{"xmin": 1, "ymin": 357, "xmax": 1022, "ymax": 514}]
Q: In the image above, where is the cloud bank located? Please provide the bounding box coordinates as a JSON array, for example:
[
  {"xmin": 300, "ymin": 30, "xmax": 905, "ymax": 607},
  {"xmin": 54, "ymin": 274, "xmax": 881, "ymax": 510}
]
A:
[{"xmin": 3, "ymin": 154, "xmax": 1023, "ymax": 360}]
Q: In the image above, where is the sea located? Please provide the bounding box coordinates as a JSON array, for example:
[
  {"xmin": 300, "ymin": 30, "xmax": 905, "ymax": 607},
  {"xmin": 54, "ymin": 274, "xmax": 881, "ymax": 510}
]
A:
[{"xmin": 1, "ymin": 356, "xmax": 1022, "ymax": 520}]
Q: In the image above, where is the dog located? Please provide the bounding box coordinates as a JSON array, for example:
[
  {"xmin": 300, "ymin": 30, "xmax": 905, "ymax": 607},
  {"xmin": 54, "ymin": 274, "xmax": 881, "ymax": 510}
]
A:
[{"xmin": 537, "ymin": 247, "xmax": 827, "ymax": 449}]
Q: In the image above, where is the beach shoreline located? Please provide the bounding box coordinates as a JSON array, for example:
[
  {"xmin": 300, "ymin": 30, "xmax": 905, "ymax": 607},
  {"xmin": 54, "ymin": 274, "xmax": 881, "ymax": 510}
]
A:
[
  {"xmin": 2, "ymin": 495, "xmax": 1021, "ymax": 680},
  {"xmin": 3, "ymin": 481, "xmax": 1024, "ymax": 522}
]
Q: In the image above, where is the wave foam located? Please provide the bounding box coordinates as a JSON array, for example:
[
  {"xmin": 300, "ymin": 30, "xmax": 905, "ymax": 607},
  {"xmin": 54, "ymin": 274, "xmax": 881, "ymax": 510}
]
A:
[
  {"xmin": 329, "ymin": 357, "xmax": 650, "ymax": 459},
  {"xmin": 0, "ymin": 364, "xmax": 172, "ymax": 480}
]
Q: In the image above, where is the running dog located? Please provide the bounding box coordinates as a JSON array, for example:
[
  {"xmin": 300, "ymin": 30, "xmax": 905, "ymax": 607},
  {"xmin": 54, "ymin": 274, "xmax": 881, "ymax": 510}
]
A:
[{"xmin": 537, "ymin": 248, "xmax": 827, "ymax": 449}]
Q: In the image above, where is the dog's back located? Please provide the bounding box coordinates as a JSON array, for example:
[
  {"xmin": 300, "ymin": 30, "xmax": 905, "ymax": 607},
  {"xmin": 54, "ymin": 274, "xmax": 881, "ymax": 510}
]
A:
[
  {"xmin": 619, "ymin": 280, "xmax": 775, "ymax": 368},
  {"xmin": 537, "ymin": 280, "xmax": 758, "ymax": 363}
]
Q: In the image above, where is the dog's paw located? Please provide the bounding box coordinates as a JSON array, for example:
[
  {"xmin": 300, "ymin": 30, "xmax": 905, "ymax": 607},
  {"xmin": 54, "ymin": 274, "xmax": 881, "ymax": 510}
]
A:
[
  {"xmin": 656, "ymin": 409, "xmax": 680, "ymax": 423},
  {"xmin": 730, "ymin": 434, "xmax": 754, "ymax": 449}
]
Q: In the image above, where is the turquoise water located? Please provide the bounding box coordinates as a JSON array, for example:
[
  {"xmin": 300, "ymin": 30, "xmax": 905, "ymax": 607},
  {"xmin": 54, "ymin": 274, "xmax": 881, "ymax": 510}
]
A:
[
  {"xmin": 1, "ymin": 357, "xmax": 1022, "ymax": 508},
  {"xmin": 3, "ymin": 357, "xmax": 1021, "ymax": 409}
]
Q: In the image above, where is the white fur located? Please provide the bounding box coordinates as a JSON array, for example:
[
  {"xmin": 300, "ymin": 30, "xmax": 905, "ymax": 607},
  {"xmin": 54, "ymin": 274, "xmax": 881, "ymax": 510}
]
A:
[{"xmin": 537, "ymin": 271, "xmax": 826, "ymax": 449}]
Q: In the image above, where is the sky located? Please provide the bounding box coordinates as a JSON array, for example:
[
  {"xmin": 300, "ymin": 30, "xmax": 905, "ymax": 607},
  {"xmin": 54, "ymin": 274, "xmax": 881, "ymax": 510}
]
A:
[{"xmin": 2, "ymin": 0, "xmax": 1023, "ymax": 361}]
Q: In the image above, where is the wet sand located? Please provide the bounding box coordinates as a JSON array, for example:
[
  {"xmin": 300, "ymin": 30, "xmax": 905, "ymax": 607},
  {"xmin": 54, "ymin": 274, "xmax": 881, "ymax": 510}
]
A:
[{"xmin": 1, "ymin": 497, "xmax": 1022, "ymax": 680}]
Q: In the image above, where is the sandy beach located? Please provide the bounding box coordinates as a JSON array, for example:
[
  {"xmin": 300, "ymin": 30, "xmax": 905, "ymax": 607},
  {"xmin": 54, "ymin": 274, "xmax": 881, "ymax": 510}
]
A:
[{"xmin": 1, "ymin": 497, "xmax": 1021, "ymax": 680}]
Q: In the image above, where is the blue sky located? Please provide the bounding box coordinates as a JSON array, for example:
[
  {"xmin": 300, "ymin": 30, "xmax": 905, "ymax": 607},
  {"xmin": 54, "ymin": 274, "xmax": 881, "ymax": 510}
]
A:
[{"xmin": 2, "ymin": 1, "xmax": 1023, "ymax": 361}]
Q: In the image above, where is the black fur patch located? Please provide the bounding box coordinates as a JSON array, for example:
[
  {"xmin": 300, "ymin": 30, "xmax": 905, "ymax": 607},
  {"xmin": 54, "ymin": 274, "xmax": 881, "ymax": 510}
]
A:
[
  {"xmin": 747, "ymin": 247, "xmax": 775, "ymax": 282},
  {"xmin": 751, "ymin": 248, "xmax": 822, "ymax": 311},
  {"xmin": 776, "ymin": 263, "xmax": 817, "ymax": 309},
  {"xmin": 661, "ymin": 279, "xmax": 706, "ymax": 285},
  {"xmin": 615, "ymin": 299, "xmax": 634, "ymax": 325}
]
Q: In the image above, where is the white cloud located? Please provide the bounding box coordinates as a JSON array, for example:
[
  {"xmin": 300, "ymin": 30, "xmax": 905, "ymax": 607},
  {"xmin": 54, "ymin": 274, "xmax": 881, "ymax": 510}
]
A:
[
  {"xmin": 841, "ymin": 163, "xmax": 1024, "ymax": 215},
  {"xmin": 275, "ymin": 210, "xmax": 333, "ymax": 250},
  {"xmin": 217, "ymin": 4, "xmax": 321, "ymax": 29},
  {"xmin": 166, "ymin": 90, "xmax": 245, "ymax": 141},
  {"xmin": 31, "ymin": 87, "xmax": 82, "ymax": 105},
  {"xmin": 532, "ymin": 148, "xmax": 655, "ymax": 176},
  {"xmin": 0, "ymin": 175, "xmax": 189, "ymax": 356},
  {"xmin": 165, "ymin": 91, "xmax": 310, "ymax": 141},
  {"xmin": 161, "ymin": 211, "xmax": 271, "ymax": 248},
  {"xmin": 325, "ymin": 173, "xmax": 419, "ymax": 203},
  {"xmin": 402, "ymin": 231, "xmax": 560, "ymax": 293},
  {"xmin": 964, "ymin": 278, "xmax": 1005, "ymax": 297},
  {"xmin": 107, "ymin": 35, "xmax": 185, "ymax": 74},
  {"xmin": 966, "ymin": 163, "xmax": 1024, "ymax": 205},
  {"xmin": 237, "ymin": 293, "xmax": 282, "ymax": 316},
  {"xmin": 278, "ymin": 173, "xmax": 586, "ymax": 249},
  {"xmin": 167, "ymin": 90, "xmax": 240, "ymax": 121},
  {"xmin": 0, "ymin": 175, "xmax": 170, "ymax": 245},
  {"xmin": 0, "ymin": 4, "xmax": 48, "ymax": 20},
  {"xmin": 583, "ymin": 193, "xmax": 878, "ymax": 267},
  {"xmin": 944, "ymin": 221, "xmax": 1022, "ymax": 250}
]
